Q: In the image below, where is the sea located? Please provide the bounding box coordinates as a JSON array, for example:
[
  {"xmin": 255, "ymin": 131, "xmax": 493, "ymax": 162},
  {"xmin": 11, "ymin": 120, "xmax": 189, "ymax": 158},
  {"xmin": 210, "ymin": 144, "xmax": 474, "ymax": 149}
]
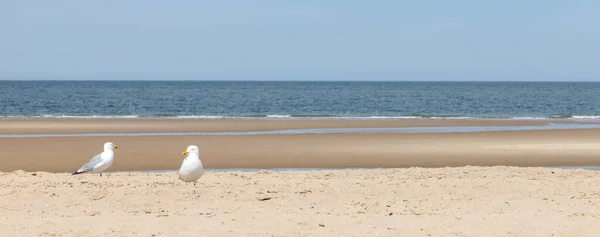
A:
[{"xmin": 1, "ymin": 80, "xmax": 600, "ymax": 120}]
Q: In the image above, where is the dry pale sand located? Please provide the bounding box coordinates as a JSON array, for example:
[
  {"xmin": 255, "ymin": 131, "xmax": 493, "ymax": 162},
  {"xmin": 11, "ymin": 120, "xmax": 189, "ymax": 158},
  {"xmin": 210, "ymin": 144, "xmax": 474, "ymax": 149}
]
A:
[{"xmin": 1, "ymin": 167, "xmax": 600, "ymax": 236}]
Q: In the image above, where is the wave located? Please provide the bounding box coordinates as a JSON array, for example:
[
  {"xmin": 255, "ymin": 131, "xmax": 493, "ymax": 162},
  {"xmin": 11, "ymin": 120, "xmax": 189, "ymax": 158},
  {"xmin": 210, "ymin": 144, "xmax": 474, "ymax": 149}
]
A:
[
  {"xmin": 0, "ymin": 115, "xmax": 141, "ymax": 119},
  {"xmin": 571, "ymin": 116, "xmax": 600, "ymax": 120},
  {"xmin": 266, "ymin": 114, "xmax": 292, "ymax": 118},
  {"xmin": 173, "ymin": 115, "xmax": 225, "ymax": 119}
]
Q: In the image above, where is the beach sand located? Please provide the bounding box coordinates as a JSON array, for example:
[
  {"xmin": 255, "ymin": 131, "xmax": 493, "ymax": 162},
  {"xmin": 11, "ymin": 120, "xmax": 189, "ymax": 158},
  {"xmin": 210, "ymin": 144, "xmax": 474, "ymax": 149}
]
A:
[
  {"xmin": 2, "ymin": 167, "xmax": 600, "ymax": 236},
  {"xmin": 1, "ymin": 119, "xmax": 600, "ymax": 172},
  {"xmin": 2, "ymin": 119, "xmax": 600, "ymax": 236}
]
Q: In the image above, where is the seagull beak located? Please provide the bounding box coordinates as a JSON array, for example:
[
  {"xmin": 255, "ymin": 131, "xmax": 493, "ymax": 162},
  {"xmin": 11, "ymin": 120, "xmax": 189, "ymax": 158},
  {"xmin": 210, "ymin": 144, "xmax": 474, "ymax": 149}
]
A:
[
  {"xmin": 182, "ymin": 151, "xmax": 189, "ymax": 156},
  {"xmin": 114, "ymin": 146, "xmax": 118, "ymax": 149}
]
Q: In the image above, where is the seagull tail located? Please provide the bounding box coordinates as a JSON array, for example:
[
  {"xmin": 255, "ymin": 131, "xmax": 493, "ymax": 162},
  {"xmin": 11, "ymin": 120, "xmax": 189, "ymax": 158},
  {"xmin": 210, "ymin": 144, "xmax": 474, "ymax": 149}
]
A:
[{"xmin": 72, "ymin": 170, "xmax": 86, "ymax": 175}]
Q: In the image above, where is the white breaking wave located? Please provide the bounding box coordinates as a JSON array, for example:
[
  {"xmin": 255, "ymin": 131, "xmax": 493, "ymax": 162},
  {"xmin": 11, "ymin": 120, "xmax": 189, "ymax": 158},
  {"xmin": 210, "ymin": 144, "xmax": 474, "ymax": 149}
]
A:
[
  {"xmin": 367, "ymin": 116, "xmax": 421, "ymax": 119},
  {"xmin": 266, "ymin": 115, "xmax": 292, "ymax": 118},
  {"xmin": 0, "ymin": 115, "xmax": 140, "ymax": 119},
  {"xmin": 572, "ymin": 116, "xmax": 600, "ymax": 120},
  {"xmin": 175, "ymin": 115, "xmax": 225, "ymax": 119},
  {"xmin": 509, "ymin": 117, "xmax": 549, "ymax": 120},
  {"xmin": 427, "ymin": 116, "xmax": 476, "ymax": 120}
]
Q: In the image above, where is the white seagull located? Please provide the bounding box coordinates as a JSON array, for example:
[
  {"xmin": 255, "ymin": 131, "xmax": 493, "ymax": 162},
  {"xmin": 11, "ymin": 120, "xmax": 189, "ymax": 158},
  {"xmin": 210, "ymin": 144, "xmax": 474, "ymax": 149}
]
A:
[
  {"xmin": 72, "ymin": 142, "xmax": 118, "ymax": 177},
  {"xmin": 178, "ymin": 145, "xmax": 204, "ymax": 185}
]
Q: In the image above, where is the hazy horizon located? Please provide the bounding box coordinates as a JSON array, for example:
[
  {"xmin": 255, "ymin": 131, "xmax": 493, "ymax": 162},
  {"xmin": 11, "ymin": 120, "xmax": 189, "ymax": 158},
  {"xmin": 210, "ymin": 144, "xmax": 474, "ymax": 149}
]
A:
[
  {"xmin": 2, "ymin": 1, "xmax": 598, "ymax": 81},
  {"xmin": 3, "ymin": 79, "xmax": 600, "ymax": 82}
]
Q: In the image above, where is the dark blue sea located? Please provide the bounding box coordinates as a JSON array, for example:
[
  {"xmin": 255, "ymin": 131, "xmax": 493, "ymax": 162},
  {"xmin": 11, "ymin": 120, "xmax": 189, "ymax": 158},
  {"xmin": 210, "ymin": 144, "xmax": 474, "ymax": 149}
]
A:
[{"xmin": 1, "ymin": 81, "xmax": 600, "ymax": 120}]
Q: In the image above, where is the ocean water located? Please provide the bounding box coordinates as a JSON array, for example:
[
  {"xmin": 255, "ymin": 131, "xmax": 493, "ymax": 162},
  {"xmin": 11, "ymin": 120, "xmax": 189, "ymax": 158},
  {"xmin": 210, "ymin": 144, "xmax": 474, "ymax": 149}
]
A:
[{"xmin": 1, "ymin": 81, "xmax": 600, "ymax": 120}]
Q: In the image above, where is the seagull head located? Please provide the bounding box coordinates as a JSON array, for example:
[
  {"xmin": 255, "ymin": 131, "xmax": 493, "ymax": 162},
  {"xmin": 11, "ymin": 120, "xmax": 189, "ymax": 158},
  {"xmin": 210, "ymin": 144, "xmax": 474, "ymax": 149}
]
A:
[
  {"xmin": 182, "ymin": 145, "xmax": 199, "ymax": 156},
  {"xmin": 104, "ymin": 142, "xmax": 118, "ymax": 151}
]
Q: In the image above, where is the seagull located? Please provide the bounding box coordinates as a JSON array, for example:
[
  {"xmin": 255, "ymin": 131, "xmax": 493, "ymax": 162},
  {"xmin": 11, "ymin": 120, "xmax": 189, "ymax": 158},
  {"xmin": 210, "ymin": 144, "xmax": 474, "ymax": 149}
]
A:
[
  {"xmin": 178, "ymin": 145, "xmax": 204, "ymax": 185},
  {"xmin": 72, "ymin": 142, "xmax": 118, "ymax": 177}
]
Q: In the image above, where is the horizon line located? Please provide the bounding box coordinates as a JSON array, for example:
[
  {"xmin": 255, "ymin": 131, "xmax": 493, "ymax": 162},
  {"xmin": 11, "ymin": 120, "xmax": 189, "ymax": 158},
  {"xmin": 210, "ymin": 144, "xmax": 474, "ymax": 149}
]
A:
[{"xmin": 1, "ymin": 79, "xmax": 600, "ymax": 82}]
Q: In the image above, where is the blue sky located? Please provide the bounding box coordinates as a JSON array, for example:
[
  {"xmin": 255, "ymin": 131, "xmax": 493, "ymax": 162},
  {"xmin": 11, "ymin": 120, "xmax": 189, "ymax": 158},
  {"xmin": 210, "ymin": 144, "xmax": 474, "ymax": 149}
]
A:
[{"xmin": 1, "ymin": 1, "xmax": 599, "ymax": 81}]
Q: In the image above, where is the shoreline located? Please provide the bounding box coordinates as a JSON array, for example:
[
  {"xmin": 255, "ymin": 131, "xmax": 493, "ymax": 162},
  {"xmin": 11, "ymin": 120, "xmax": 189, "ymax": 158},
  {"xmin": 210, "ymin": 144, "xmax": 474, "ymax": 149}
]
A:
[
  {"xmin": 3, "ymin": 114, "xmax": 600, "ymax": 120},
  {"xmin": 2, "ymin": 123, "xmax": 600, "ymax": 138},
  {"xmin": 4, "ymin": 116, "xmax": 600, "ymax": 120},
  {"xmin": 1, "ymin": 118, "xmax": 598, "ymax": 135}
]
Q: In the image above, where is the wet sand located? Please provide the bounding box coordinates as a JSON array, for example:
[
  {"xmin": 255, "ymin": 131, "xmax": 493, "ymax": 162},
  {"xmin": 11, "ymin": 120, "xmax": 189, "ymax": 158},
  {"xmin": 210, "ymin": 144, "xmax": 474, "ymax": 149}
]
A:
[
  {"xmin": 2, "ymin": 119, "xmax": 600, "ymax": 172},
  {"xmin": 0, "ymin": 118, "xmax": 585, "ymax": 134},
  {"xmin": 2, "ymin": 167, "xmax": 600, "ymax": 236}
]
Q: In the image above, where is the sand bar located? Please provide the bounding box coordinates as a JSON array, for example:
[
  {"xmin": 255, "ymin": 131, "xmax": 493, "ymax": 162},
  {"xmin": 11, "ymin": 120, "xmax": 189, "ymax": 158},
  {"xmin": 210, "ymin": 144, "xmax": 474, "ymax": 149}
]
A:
[{"xmin": 1, "ymin": 121, "xmax": 600, "ymax": 172}]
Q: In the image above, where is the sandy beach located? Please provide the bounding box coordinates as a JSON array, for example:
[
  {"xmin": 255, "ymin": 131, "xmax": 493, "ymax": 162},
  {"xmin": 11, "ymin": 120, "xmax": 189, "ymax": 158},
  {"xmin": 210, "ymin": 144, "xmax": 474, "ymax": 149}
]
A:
[
  {"xmin": 2, "ymin": 119, "xmax": 600, "ymax": 236},
  {"xmin": 2, "ymin": 167, "xmax": 600, "ymax": 236}
]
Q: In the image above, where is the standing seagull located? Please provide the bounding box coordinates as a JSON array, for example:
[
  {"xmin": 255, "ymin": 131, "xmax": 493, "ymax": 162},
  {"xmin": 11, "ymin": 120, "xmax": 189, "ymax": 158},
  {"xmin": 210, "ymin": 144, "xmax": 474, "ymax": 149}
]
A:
[
  {"xmin": 72, "ymin": 142, "xmax": 118, "ymax": 177},
  {"xmin": 178, "ymin": 145, "xmax": 204, "ymax": 185}
]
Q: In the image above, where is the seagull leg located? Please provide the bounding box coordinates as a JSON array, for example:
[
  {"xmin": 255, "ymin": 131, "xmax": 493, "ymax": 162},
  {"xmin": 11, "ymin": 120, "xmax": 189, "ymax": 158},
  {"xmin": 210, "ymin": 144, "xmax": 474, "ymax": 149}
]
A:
[{"xmin": 100, "ymin": 173, "xmax": 103, "ymax": 177}]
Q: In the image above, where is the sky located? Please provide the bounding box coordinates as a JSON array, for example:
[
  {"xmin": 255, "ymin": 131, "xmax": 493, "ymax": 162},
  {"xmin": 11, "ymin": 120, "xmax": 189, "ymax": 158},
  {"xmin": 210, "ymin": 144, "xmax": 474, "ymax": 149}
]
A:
[{"xmin": 1, "ymin": 0, "xmax": 599, "ymax": 81}]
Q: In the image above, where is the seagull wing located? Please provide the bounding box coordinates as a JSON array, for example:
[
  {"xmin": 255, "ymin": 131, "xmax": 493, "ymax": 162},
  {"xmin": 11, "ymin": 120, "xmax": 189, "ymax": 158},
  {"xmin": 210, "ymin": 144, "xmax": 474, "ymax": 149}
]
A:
[{"xmin": 73, "ymin": 153, "xmax": 103, "ymax": 174}]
